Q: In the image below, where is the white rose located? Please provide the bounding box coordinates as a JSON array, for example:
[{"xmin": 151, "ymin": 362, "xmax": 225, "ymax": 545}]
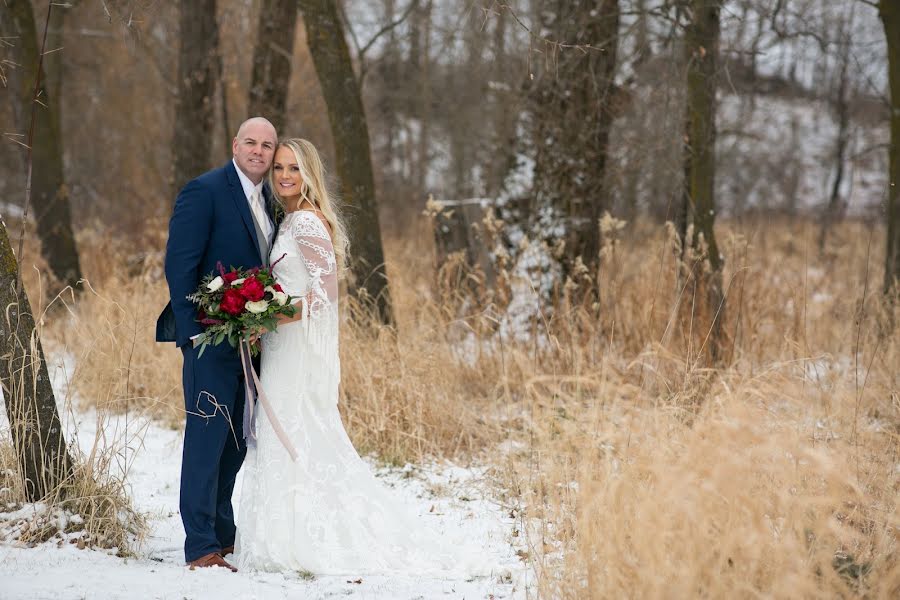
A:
[
  {"xmin": 231, "ymin": 277, "xmax": 246, "ymax": 286},
  {"xmin": 245, "ymin": 299, "xmax": 270, "ymax": 314},
  {"xmin": 272, "ymin": 291, "xmax": 288, "ymax": 306},
  {"xmin": 206, "ymin": 276, "xmax": 224, "ymax": 292},
  {"xmin": 266, "ymin": 286, "xmax": 289, "ymax": 306}
]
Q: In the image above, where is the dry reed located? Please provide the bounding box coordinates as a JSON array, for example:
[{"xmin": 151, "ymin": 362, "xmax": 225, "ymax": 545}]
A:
[
  {"xmin": 0, "ymin": 244, "xmax": 147, "ymax": 554},
  {"xmin": 11, "ymin": 215, "xmax": 896, "ymax": 596}
]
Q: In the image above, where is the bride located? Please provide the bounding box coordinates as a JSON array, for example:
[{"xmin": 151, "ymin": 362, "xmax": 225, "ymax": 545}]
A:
[{"xmin": 235, "ymin": 138, "xmax": 482, "ymax": 576}]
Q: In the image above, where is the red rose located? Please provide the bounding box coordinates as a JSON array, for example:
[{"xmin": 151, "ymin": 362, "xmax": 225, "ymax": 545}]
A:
[
  {"xmin": 220, "ymin": 288, "xmax": 245, "ymax": 316},
  {"xmin": 239, "ymin": 276, "xmax": 265, "ymax": 301},
  {"xmin": 273, "ymin": 283, "xmax": 283, "ymax": 292},
  {"xmin": 222, "ymin": 271, "xmax": 239, "ymax": 285}
]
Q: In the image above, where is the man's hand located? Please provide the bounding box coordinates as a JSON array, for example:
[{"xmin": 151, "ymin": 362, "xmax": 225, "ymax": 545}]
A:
[{"xmin": 247, "ymin": 328, "xmax": 267, "ymax": 346}]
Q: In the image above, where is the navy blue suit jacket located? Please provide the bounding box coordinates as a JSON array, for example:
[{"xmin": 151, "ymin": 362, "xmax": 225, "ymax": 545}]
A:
[{"xmin": 156, "ymin": 161, "xmax": 277, "ymax": 348}]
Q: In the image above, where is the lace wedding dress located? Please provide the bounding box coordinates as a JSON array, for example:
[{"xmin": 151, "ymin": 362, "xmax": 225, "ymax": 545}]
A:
[{"xmin": 235, "ymin": 211, "xmax": 484, "ymax": 576}]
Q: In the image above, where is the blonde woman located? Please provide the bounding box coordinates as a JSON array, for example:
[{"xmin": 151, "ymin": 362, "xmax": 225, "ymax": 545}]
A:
[{"xmin": 235, "ymin": 139, "xmax": 486, "ymax": 577}]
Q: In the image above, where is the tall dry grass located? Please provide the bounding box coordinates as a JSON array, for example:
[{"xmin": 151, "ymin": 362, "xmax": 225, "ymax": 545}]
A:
[
  {"xmin": 0, "ymin": 232, "xmax": 147, "ymax": 554},
  {"xmin": 0, "ymin": 421, "xmax": 148, "ymax": 554},
  {"xmin": 26, "ymin": 215, "xmax": 898, "ymax": 596}
]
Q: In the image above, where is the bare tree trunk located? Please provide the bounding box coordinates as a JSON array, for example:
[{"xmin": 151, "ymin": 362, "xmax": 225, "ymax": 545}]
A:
[
  {"xmin": 0, "ymin": 220, "xmax": 74, "ymax": 501},
  {"xmin": 530, "ymin": 0, "xmax": 620, "ymax": 284},
  {"xmin": 487, "ymin": 8, "xmax": 516, "ymax": 197},
  {"xmin": 783, "ymin": 117, "xmax": 802, "ymax": 216},
  {"xmin": 677, "ymin": 131, "xmax": 691, "ymax": 253},
  {"xmin": 450, "ymin": 10, "xmax": 485, "ymax": 199},
  {"xmin": 172, "ymin": 0, "xmax": 220, "ymax": 195},
  {"xmin": 635, "ymin": 0, "xmax": 652, "ymax": 65},
  {"xmin": 248, "ymin": 0, "xmax": 298, "ymax": 133},
  {"xmin": 683, "ymin": 0, "xmax": 726, "ymax": 362},
  {"xmin": 881, "ymin": 0, "xmax": 900, "ymax": 298},
  {"xmin": 410, "ymin": 0, "xmax": 433, "ymax": 196},
  {"xmin": 819, "ymin": 24, "xmax": 852, "ymax": 253},
  {"xmin": 298, "ymin": 0, "xmax": 393, "ymax": 324},
  {"xmin": 218, "ymin": 51, "xmax": 232, "ymax": 159},
  {"xmin": 44, "ymin": 4, "xmax": 65, "ymax": 119},
  {"xmin": 380, "ymin": 0, "xmax": 400, "ymax": 168},
  {"xmin": 2, "ymin": 0, "xmax": 82, "ymax": 291}
]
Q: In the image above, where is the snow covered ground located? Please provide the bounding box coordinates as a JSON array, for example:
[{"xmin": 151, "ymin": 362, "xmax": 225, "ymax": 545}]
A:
[{"xmin": 0, "ymin": 355, "xmax": 530, "ymax": 599}]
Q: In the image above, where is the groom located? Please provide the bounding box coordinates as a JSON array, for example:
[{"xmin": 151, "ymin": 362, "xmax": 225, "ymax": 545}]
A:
[{"xmin": 156, "ymin": 117, "xmax": 279, "ymax": 571}]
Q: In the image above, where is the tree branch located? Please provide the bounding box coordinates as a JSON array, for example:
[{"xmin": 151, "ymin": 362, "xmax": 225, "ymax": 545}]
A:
[
  {"xmin": 343, "ymin": 1, "xmax": 418, "ymax": 88},
  {"xmin": 335, "ymin": 0, "xmax": 363, "ymax": 59},
  {"xmin": 359, "ymin": 1, "xmax": 416, "ymax": 59}
]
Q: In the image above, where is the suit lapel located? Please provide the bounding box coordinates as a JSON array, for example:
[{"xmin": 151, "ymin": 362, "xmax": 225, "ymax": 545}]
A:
[{"xmin": 225, "ymin": 161, "xmax": 264, "ymax": 264}]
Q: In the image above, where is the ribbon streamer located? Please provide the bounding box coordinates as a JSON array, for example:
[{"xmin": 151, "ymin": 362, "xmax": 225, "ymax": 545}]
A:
[{"xmin": 239, "ymin": 339, "xmax": 299, "ymax": 461}]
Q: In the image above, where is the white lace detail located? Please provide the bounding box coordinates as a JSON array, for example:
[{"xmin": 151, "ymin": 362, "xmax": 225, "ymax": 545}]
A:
[
  {"xmin": 289, "ymin": 211, "xmax": 337, "ymax": 319},
  {"xmin": 235, "ymin": 211, "xmax": 492, "ymax": 577},
  {"xmin": 261, "ymin": 211, "xmax": 339, "ymax": 400}
]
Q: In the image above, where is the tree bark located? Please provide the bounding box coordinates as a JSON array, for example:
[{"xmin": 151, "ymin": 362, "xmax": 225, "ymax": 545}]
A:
[
  {"xmin": 819, "ymin": 24, "xmax": 852, "ymax": 253},
  {"xmin": 248, "ymin": 0, "xmax": 298, "ymax": 133},
  {"xmin": 881, "ymin": 0, "xmax": 900, "ymax": 297},
  {"xmin": 298, "ymin": 0, "xmax": 393, "ymax": 324},
  {"xmin": 635, "ymin": 0, "xmax": 651, "ymax": 65},
  {"xmin": 172, "ymin": 0, "xmax": 220, "ymax": 195},
  {"xmin": 2, "ymin": 0, "xmax": 82, "ymax": 290},
  {"xmin": 379, "ymin": 0, "xmax": 400, "ymax": 169},
  {"xmin": 412, "ymin": 0, "xmax": 433, "ymax": 197},
  {"xmin": 530, "ymin": 0, "xmax": 620, "ymax": 284},
  {"xmin": 683, "ymin": 0, "xmax": 726, "ymax": 362},
  {"xmin": 487, "ymin": 8, "xmax": 515, "ymax": 197},
  {"xmin": 0, "ymin": 219, "xmax": 74, "ymax": 501},
  {"xmin": 450, "ymin": 10, "xmax": 485, "ymax": 200}
]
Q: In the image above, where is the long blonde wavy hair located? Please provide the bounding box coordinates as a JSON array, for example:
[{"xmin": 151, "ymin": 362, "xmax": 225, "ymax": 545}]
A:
[{"xmin": 269, "ymin": 138, "xmax": 349, "ymax": 276}]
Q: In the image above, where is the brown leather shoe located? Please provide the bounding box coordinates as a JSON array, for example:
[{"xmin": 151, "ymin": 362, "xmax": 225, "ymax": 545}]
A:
[
  {"xmin": 187, "ymin": 552, "xmax": 238, "ymax": 572},
  {"xmin": 221, "ymin": 545, "xmax": 234, "ymax": 557}
]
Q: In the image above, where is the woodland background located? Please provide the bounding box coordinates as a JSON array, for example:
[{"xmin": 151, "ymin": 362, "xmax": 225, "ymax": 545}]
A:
[{"xmin": 0, "ymin": 1, "xmax": 899, "ymax": 598}]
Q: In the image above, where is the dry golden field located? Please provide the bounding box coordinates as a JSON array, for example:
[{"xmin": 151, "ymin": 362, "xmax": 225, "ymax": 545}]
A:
[{"xmin": 9, "ymin": 215, "xmax": 899, "ymax": 597}]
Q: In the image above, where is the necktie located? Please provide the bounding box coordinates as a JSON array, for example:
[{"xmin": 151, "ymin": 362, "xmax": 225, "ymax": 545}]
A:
[{"xmin": 250, "ymin": 188, "xmax": 272, "ymax": 246}]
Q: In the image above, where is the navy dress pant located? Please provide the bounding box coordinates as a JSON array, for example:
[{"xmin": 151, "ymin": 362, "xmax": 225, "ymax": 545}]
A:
[{"xmin": 180, "ymin": 342, "xmax": 250, "ymax": 562}]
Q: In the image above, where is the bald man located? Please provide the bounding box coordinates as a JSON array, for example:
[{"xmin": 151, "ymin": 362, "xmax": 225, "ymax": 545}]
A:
[{"xmin": 157, "ymin": 117, "xmax": 279, "ymax": 571}]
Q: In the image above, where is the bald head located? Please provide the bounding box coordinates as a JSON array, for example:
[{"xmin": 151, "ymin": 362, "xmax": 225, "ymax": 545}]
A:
[
  {"xmin": 232, "ymin": 117, "xmax": 277, "ymax": 184},
  {"xmin": 235, "ymin": 117, "xmax": 277, "ymax": 141}
]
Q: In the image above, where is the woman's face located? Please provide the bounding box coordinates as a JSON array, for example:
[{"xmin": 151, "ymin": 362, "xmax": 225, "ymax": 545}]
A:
[{"xmin": 272, "ymin": 146, "xmax": 303, "ymax": 201}]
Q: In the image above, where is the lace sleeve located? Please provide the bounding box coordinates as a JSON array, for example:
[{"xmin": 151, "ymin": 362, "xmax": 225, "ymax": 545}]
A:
[{"xmin": 290, "ymin": 211, "xmax": 338, "ymax": 319}]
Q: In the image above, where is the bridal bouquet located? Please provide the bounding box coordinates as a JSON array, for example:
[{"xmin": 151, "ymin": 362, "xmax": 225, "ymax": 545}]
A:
[{"xmin": 187, "ymin": 260, "xmax": 297, "ymax": 357}]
